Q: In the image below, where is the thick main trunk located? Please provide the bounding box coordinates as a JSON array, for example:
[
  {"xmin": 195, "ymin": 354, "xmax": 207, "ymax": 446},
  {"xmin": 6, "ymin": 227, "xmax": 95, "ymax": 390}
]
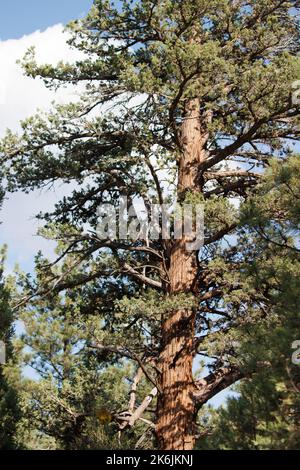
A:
[
  {"xmin": 156, "ymin": 98, "xmax": 207, "ymax": 450},
  {"xmin": 156, "ymin": 307, "xmax": 196, "ymax": 450}
]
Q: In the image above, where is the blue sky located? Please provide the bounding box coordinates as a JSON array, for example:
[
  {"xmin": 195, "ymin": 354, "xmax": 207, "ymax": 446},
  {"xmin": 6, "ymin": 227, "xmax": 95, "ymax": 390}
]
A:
[{"xmin": 0, "ymin": 0, "xmax": 93, "ymax": 40}]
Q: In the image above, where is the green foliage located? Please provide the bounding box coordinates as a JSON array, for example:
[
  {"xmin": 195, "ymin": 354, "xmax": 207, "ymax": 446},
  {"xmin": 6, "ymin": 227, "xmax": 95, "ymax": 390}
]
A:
[
  {"xmin": 0, "ymin": 250, "xmax": 21, "ymax": 449},
  {"xmin": 14, "ymin": 271, "xmax": 150, "ymax": 449},
  {"xmin": 199, "ymin": 155, "xmax": 300, "ymax": 450}
]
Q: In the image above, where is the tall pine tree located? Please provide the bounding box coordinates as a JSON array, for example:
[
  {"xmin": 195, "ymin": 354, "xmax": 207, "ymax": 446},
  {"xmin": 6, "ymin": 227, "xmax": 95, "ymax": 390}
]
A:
[{"xmin": 1, "ymin": 0, "xmax": 300, "ymax": 449}]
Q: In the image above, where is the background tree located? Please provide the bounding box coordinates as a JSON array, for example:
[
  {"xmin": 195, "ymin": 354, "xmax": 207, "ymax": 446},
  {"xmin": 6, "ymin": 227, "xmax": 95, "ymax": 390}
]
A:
[
  {"xmin": 0, "ymin": 201, "xmax": 21, "ymax": 449},
  {"xmin": 15, "ymin": 255, "xmax": 155, "ymax": 449},
  {"xmin": 1, "ymin": 0, "xmax": 300, "ymax": 449},
  {"xmin": 199, "ymin": 156, "xmax": 300, "ymax": 450}
]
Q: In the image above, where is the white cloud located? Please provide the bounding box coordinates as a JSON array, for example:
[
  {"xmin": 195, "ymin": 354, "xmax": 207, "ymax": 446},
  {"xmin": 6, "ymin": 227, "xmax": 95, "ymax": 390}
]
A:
[
  {"xmin": 0, "ymin": 25, "xmax": 83, "ymax": 272},
  {"xmin": 0, "ymin": 24, "xmax": 83, "ymax": 134}
]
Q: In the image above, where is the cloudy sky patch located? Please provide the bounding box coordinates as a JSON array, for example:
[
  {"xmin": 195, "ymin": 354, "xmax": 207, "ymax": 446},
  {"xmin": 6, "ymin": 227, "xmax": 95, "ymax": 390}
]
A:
[{"xmin": 0, "ymin": 24, "xmax": 83, "ymax": 273}]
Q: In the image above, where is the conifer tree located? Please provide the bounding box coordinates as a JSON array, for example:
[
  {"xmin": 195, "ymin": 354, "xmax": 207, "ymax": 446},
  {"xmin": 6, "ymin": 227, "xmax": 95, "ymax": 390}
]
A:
[
  {"xmin": 0, "ymin": 213, "xmax": 21, "ymax": 448},
  {"xmin": 1, "ymin": 0, "xmax": 300, "ymax": 449},
  {"xmin": 16, "ymin": 257, "xmax": 154, "ymax": 449},
  {"xmin": 199, "ymin": 156, "xmax": 300, "ymax": 450}
]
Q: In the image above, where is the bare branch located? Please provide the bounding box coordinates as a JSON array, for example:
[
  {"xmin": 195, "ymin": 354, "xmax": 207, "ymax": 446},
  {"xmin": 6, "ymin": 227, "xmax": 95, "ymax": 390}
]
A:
[
  {"xmin": 129, "ymin": 368, "xmax": 143, "ymax": 413},
  {"xmin": 122, "ymin": 262, "xmax": 162, "ymax": 289}
]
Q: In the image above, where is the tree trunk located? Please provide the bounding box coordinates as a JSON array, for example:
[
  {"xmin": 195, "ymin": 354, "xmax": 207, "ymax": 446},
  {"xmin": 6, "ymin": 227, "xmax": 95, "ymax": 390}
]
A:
[{"xmin": 156, "ymin": 98, "xmax": 207, "ymax": 450}]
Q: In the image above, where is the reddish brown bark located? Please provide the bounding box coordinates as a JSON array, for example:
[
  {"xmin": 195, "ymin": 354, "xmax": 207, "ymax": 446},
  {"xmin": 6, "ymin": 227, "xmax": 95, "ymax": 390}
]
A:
[
  {"xmin": 156, "ymin": 98, "xmax": 207, "ymax": 450},
  {"xmin": 156, "ymin": 307, "xmax": 196, "ymax": 450}
]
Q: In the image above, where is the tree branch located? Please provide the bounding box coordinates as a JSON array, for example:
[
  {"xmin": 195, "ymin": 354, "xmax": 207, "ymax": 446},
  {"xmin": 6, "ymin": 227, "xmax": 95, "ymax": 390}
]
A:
[{"xmin": 193, "ymin": 366, "xmax": 245, "ymax": 409}]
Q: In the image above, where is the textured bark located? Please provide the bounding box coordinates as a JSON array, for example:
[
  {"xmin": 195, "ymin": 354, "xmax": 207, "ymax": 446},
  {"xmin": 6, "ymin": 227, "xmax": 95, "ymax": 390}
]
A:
[
  {"xmin": 156, "ymin": 98, "xmax": 207, "ymax": 450},
  {"xmin": 178, "ymin": 98, "xmax": 207, "ymax": 194}
]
